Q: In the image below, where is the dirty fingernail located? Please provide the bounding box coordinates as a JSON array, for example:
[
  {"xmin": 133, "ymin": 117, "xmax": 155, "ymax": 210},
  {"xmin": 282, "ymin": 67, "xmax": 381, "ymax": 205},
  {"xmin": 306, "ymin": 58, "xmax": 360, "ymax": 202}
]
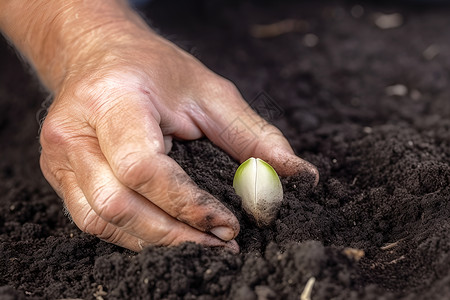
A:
[
  {"xmin": 286, "ymin": 154, "xmax": 320, "ymax": 186},
  {"xmin": 305, "ymin": 162, "xmax": 320, "ymax": 187},
  {"xmin": 210, "ymin": 226, "xmax": 234, "ymax": 241}
]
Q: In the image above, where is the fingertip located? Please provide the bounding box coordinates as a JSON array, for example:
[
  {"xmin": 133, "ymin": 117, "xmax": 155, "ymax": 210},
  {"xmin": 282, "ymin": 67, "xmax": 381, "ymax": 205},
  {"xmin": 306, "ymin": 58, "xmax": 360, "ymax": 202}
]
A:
[
  {"xmin": 262, "ymin": 148, "xmax": 319, "ymax": 186},
  {"xmin": 205, "ymin": 209, "xmax": 240, "ymax": 241},
  {"xmin": 224, "ymin": 240, "xmax": 240, "ymax": 254},
  {"xmin": 177, "ymin": 189, "xmax": 240, "ymax": 239},
  {"xmin": 309, "ymin": 163, "xmax": 320, "ymax": 187},
  {"xmin": 289, "ymin": 156, "xmax": 320, "ymax": 187},
  {"xmin": 210, "ymin": 226, "xmax": 235, "ymax": 241}
]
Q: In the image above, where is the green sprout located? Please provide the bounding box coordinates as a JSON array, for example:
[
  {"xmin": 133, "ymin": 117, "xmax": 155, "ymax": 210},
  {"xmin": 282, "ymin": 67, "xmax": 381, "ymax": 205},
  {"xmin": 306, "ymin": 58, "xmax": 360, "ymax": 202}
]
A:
[{"xmin": 233, "ymin": 157, "xmax": 283, "ymax": 226}]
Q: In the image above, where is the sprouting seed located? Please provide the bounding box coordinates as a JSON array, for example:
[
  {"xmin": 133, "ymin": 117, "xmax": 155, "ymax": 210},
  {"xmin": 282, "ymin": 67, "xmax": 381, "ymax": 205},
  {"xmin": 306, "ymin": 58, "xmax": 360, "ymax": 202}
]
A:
[{"xmin": 233, "ymin": 157, "xmax": 283, "ymax": 226}]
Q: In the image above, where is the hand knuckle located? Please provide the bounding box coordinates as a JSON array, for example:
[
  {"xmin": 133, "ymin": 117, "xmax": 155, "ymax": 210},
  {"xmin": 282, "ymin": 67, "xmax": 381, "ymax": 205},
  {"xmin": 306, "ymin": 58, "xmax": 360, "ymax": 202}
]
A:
[
  {"xmin": 115, "ymin": 158, "xmax": 140, "ymax": 186},
  {"xmin": 80, "ymin": 210, "xmax": 119, "ymax": 243},
  {"xmin": 115, "ymin": 154, "xmax": 155, "ymax": 189},
  {"xmin": 79, "ymin": 209, "xmax": 103, "ymax": 234},
  {"xmin": 263, "ymin": 126, "xmax": 283, "ymax": 138},
  {"xmin": 210, "ymin": 78, "xmax": 239, "ymax": 96},
  {"xmin": 39, "ymin": 154, "xmax": 51, "ymax": 178},
  {"xmin": 71, "ymin": 68, "xmax": 146, "ymax": 111},
  {"xmin": 40, "ymin": 115, "xmax": 70, "ymax": 148},
  {"xmin": 91, "ymin": 184, "xmax": 128, "ymax": 225}
]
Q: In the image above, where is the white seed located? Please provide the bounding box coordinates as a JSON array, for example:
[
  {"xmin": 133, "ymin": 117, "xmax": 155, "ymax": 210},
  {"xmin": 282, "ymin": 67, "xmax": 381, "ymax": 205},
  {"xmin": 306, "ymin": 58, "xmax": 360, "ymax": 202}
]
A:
[
  {"xmin": 233, "ymin": 158, "xmax": 283, "ymax": 226},
  {"xmin": 300, "ymin": 277, "xmax": 316, "ymax": 300}
]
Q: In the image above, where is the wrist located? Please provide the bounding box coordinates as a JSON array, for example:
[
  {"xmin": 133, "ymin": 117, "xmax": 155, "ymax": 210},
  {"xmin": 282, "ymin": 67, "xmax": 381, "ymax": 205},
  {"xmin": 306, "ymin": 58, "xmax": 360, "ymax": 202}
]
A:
[{"xmin": 0, "ymin": 0, "xmax": 153, "ymax": 93}]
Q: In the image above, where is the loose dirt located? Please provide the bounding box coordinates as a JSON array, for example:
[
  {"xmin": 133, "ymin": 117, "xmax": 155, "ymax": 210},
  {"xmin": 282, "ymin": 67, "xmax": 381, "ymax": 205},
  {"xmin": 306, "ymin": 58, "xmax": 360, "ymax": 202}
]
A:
[{"xmin": 1, "ymin": 1, "xmax": 450, "ymax": 299}]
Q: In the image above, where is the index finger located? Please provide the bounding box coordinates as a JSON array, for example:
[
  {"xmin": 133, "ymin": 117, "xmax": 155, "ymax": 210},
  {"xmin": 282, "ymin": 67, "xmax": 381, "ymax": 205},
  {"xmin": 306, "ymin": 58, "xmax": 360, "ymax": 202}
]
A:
[{"xmin": 192, "ymin": 80, "xmax": 319, "ymax": 184}]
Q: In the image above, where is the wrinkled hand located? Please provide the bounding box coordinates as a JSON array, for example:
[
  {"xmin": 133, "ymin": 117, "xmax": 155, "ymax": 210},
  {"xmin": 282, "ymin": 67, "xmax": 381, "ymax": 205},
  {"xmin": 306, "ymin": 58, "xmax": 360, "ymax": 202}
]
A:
[{"xmin": 39, "ymin": 26, "xmax": 318, "ymax": 252}]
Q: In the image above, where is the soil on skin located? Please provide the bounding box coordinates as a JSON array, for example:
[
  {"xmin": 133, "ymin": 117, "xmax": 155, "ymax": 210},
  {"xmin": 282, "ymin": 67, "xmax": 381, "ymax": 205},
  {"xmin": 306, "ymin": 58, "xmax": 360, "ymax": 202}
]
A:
[{"xmin": 1, "ymin": 1, "xmax": 450, "ymax": 299}]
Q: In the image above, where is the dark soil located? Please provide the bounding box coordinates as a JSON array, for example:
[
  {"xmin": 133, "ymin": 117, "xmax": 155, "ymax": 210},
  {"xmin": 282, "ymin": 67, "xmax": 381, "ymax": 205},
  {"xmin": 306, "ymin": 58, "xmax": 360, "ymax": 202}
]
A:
[{"xmin": 2, "ymin": 1, "xmax": 450, "ymax": 299}]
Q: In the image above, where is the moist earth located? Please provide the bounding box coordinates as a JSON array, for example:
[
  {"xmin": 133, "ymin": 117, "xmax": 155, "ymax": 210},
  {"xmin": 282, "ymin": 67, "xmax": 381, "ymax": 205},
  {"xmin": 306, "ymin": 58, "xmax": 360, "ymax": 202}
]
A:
[{"xmin": 1, "ymin": 1, "xmax": 450, "ymax": 299}]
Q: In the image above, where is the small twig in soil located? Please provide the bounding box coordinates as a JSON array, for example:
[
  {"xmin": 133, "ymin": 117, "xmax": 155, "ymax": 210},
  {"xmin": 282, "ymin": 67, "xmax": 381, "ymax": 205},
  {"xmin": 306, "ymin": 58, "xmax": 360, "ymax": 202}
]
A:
[
  {"xmin": 250, "ymin": 19, "xmax": 309, "ymax": 38},
  {"xmin": 300, "ymin": 277, "xmax": 316, "ymax": 300},
  {"xmin": 93, "ymin": 285, "xmax": 107, "ymax": 300},
  {"xmin": 387, "ymin": 255, "xmax": 406, "ymax": 265},
  {"xmin": 380, "ymin": 238, "xmax": 405, "ymax": 250}
]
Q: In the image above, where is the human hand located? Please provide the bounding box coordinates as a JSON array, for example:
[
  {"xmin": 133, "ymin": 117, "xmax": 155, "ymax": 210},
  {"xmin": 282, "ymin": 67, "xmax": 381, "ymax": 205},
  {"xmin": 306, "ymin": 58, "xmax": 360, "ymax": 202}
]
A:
[
  {"xmin": 2, "ymin": 1, "xmax": 319, "ymax": 252},
  {"xmin": 39, "ymin": 25, "xmax": 318, "ymax": 251}
]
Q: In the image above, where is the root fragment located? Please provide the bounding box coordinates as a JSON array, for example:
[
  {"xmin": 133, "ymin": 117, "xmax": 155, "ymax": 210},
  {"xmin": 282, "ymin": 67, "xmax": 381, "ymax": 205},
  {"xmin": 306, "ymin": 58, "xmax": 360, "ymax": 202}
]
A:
[
  {"xmin": 300, "ymin": 277, "xmax": 316, "ymax": 300},
  {"xmin": 387, "ymin": 255, "xmax": 406, "ymax": 265},
  {"xmin": 380, "ymin": 238, "xmax": 405, "ymax": 250},
  {"xmin": 250, "ymin": 19, "xmax": 309, "ymax": 38}
]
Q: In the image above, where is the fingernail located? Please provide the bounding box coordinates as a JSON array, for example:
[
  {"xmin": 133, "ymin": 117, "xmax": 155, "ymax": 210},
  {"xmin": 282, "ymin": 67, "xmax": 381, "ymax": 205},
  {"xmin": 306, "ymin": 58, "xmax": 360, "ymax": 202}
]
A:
[
  {"xmin": 304, "ymin": 162, "xmax": 320, "ymax": 187},
  {"xmin": 163, "ymin": 135, "xmax": 173, "ymax": 154},
  {"xmin": 210, "ymin": 226, "xmax": 234, "ymax": 241}
]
